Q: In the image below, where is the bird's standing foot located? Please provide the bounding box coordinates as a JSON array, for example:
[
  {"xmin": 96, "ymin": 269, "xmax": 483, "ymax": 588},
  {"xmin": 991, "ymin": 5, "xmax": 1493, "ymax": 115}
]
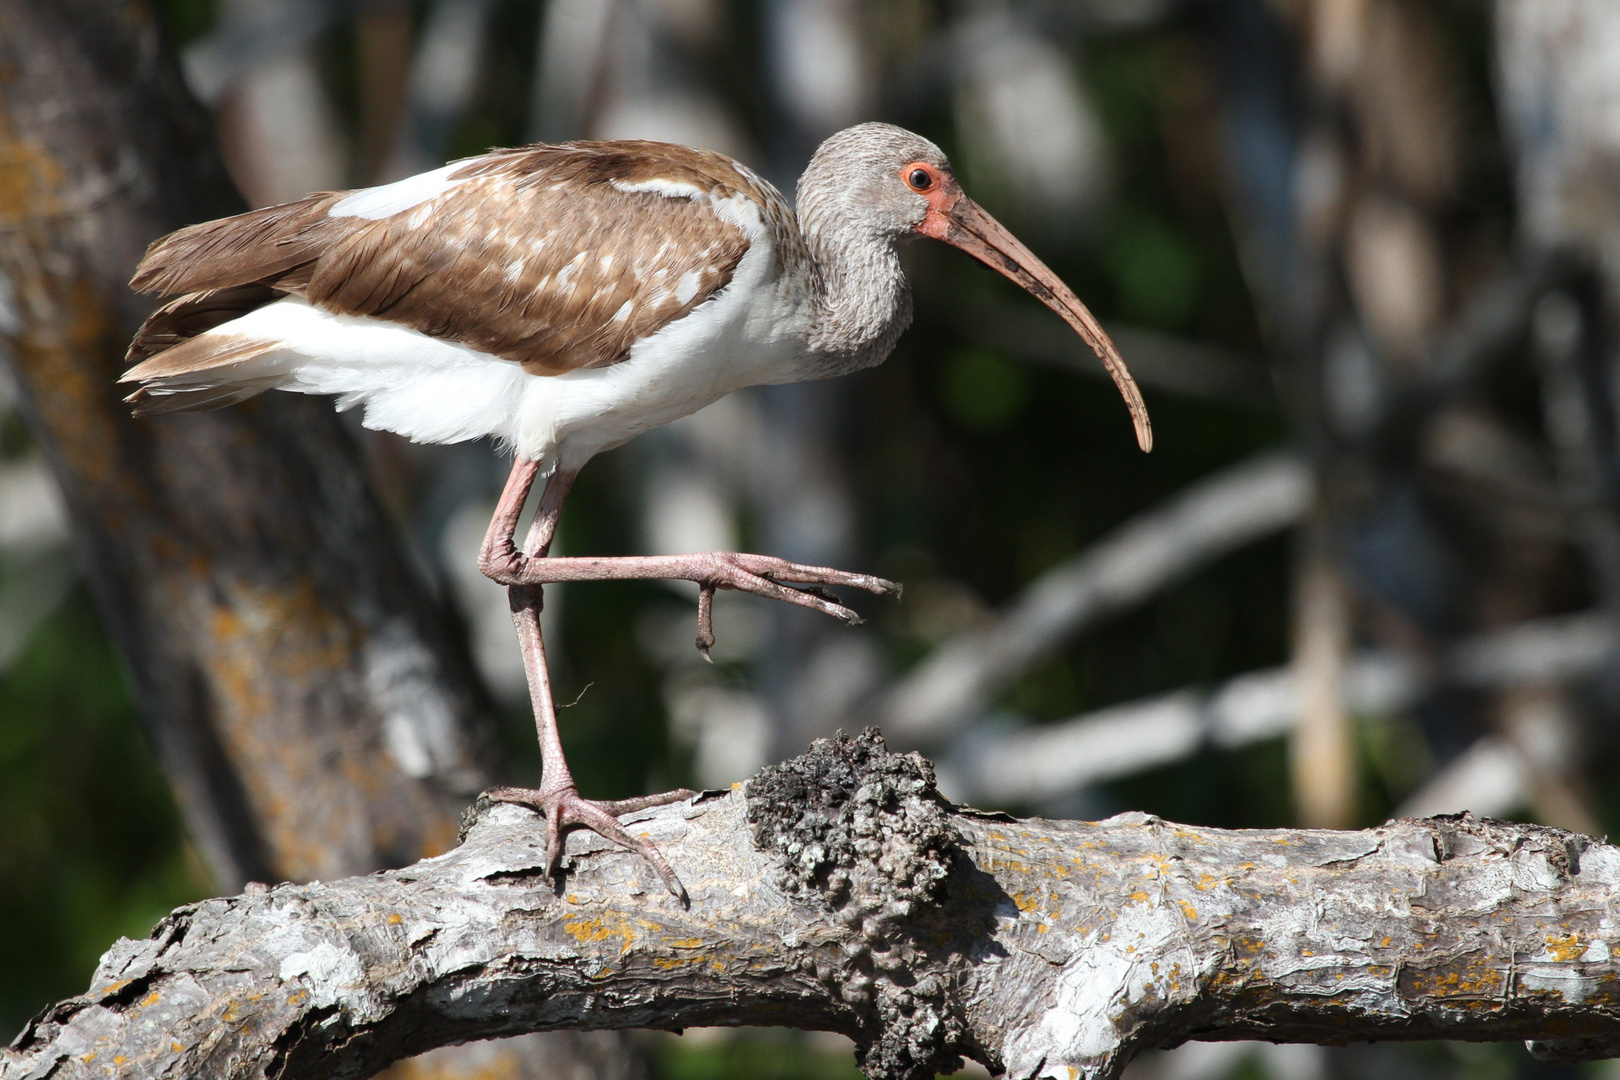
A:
[{"xmin": 485, "ymin": 783, "xmax": 697, "ymax": 899}]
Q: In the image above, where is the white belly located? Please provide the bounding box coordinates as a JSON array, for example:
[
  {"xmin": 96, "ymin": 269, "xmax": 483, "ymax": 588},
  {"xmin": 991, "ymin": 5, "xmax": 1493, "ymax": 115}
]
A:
[{"xmin": 186, "ymin": 237, "xmax": 811, "ymax": 465}]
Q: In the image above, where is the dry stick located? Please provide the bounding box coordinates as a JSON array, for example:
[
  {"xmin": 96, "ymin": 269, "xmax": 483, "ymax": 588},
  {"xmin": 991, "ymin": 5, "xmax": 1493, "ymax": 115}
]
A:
[
  {"xmin": 7, "ymin": 733, "xmax": 1620, "ymax": 1080},
  {"xmin": 881, "ymin": 451, "xmax": 1312, "ymax": 742},
  {"xmin": 1289, "ymin": 513, "xmax": 1355, "ymax": 829},
  {"xmin": 946, "ymin": 610, "xmax": 1614, "ymax": 807}
]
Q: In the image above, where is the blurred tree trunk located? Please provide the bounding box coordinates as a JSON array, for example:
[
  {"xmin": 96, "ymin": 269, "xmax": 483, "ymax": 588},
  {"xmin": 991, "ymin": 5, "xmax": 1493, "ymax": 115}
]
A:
[
  {"xmin": 0, "ymin": 0, "xmax": 495, "ymax": 892},
  {"xmin": 0, "ymin": 5, "xmax": 653, "ymax": 1075}
]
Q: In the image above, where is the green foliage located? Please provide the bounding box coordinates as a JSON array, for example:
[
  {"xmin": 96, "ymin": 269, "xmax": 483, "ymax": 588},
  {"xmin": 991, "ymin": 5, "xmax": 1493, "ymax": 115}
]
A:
[
  {"xmin": 156, "ymin": 0, "xmax": 214, "ymax": 48},
  {"xmin": 657, "ymin": 1032, "xmax": 864, "ymax": 1080},
  {"xmin": 937, "ymin": 348, "xmax": 1030, "ymax": 433},
  {"xmin": 0, "ymin": 589, "xmax": 209, "ymax": 1036},
  {"xmin": 1101, "ymin": 208, "xmax": 1201, "ymax": 329}
]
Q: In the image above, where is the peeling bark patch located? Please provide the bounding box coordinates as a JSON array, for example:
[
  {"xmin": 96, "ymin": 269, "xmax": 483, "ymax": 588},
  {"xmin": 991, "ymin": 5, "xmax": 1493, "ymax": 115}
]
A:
[
  {"xmin": 745, "ymin": 730, "xmax": 963, "ymax": 1080},
  {"xmin": 1397, "ymin": 953, "xmax": 1506, "ymax": 1001}
]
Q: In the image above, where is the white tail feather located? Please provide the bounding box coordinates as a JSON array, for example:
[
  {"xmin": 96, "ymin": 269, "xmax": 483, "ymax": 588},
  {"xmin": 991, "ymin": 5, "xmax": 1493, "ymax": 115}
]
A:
[{"xmin": 131, "ymin": 297, "xmax": 530, "ymax": 445}]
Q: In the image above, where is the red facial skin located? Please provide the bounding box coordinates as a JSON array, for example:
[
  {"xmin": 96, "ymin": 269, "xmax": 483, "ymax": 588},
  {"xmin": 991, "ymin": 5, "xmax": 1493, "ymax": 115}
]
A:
[
  {"xmin": 902, "ymin": 161, "xmax": 963, "ymax": 239},
  {"xmin": 898, "ymin": 159, "xmax": 1153, "ymax": 453}
]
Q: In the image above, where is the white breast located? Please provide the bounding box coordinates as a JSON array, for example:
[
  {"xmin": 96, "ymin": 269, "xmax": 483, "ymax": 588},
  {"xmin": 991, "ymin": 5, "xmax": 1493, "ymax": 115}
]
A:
[{"xmin": 521, "ymin": 216, "xmax": 813, "ymax": 470}]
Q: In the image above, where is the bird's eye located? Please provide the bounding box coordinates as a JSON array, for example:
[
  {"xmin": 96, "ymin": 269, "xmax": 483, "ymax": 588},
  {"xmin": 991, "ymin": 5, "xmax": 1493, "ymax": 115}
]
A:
[{"xmin": 907, "ymin": 167, "xmax": 933, "ymax": 191}]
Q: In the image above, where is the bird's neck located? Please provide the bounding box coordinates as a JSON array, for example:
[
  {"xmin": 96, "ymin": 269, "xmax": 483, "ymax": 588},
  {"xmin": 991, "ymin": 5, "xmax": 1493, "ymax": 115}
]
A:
[{"xmin": 797, "ymin": 207, "xmax": 913, "ymax": 376}]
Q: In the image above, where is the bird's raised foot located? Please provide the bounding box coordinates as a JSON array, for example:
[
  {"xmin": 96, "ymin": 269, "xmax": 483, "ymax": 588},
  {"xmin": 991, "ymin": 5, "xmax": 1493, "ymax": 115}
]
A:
[
  {"xmin": 484, "ymin": 784, "xmax": 696, "ymax": 900},
  {"xmin": 688, "ymin": 551, "xmax": 899, "ymax": 660},
  {"xmin": 477, "ymin": 547, "xmax": 900, "ymax": 660}
]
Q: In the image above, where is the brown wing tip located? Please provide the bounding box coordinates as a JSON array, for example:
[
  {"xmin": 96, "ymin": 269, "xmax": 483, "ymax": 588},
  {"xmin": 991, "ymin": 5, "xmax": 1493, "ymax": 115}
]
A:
[
  {"xmin": 119, "ymin": 357, "xmax": 160, "ymax": 383},
  {"xmin": 129, "ymin": 232, "xmax": 178, "ymax": 293},
  {"xmin": 122, "ymin": 387, "xmax": 160, "ymax": 416}
]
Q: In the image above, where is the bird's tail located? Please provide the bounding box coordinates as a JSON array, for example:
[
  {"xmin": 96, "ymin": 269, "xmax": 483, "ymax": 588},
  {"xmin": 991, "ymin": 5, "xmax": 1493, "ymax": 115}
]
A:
[{"xmin": 122, "ymin": 283, "xmax": 290, "ymax": 415}]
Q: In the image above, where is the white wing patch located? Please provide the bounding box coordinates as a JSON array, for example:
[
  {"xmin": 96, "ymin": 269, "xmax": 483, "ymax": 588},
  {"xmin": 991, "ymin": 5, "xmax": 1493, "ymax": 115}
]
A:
[
  {"xmin": 555, "ymin": 253, "xmax": 586, "ymax": 292},
  {"xmin": 610, "ymin": 177, "xmax": 708, "ymax": 200},
  {"xmin": 331, "ymin": 161, "xmax": 475, "ymax": 221},
  {"xmin": 675, "ymin": 270, "xmax": 703, "ymax": 305}
]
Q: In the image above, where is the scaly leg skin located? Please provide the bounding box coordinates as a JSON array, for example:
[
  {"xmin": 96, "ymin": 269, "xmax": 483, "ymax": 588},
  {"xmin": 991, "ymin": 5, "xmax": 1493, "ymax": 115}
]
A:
[
  {"xmin": 478, "ymin": 460, "xmax": 902, "ymax": 662},
  {"xmin": 477, "ymin": 455, "xmax": 900, "ymax": 894},
  {"xmin": 480, "ymin": 459, "xmax": 695, "ymax": 899}
]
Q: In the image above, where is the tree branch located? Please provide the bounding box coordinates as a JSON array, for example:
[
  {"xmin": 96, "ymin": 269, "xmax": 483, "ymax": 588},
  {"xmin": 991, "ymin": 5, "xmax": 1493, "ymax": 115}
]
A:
[{"xmin": 8, "ymin": 732, "xmax": 1620, "ymax": 1080}]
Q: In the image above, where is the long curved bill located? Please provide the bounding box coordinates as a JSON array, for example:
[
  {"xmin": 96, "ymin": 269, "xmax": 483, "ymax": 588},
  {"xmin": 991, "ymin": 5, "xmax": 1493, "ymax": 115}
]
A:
[{"xmin": 921, "ymin": 195, "xmax": 1153, "ymax": 452}]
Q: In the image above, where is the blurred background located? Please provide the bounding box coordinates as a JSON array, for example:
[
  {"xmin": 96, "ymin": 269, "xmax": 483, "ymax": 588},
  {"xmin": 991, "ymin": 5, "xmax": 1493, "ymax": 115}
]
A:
[{"xmin": 3, "ymin": 0, "xmax": 1619, "ymax": 1078}]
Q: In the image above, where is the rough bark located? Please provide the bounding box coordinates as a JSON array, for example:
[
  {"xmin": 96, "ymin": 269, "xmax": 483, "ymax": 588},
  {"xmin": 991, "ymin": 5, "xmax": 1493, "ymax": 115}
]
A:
[
  {"xmin": 7, "ymin": 732, "xmax": 1620, "ymax": 1080},
  {"xmin": 0, "ymin": 0, "xmax": 494, "ymax": 889}
]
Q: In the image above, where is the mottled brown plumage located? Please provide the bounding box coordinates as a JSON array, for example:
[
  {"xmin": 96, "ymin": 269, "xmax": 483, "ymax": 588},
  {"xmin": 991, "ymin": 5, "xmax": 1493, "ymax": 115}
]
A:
[{"xmin": 127, "ymin": 141, "xmax": 780, "ymax": 380}]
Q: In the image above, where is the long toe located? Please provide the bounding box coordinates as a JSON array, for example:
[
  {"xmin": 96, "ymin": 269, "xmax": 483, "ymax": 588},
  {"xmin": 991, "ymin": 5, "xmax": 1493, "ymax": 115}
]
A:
[
  {"xmin": 597, "ymin": 788, "xmax": 697, "ymax": 815},
  {"xmin": 728, "ymin": 553, "xmax": 900, "ymax": 595},
  {"xmin": 485, "ymin": 785, "xmax": 546, "ymax": 811},
  {"xmin": 712, "ymin": 564, "xmax": 865, "ymax": 623},
  {"xmin": 562, "ymin": 797, "xmax": 689, "ymax": 902},
  {"xmin": 543, "ymin": 801, "xmax": 566, "ymax": 877},
  {"xmin": 487, "ymin": 786, "xmax": 691, "ymax": 900}
]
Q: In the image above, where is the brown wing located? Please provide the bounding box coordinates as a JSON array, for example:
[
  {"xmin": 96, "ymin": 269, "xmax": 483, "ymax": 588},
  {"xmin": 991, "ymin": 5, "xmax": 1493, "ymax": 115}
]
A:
[
  {"xmin": 129, "ymin": 193, "xmax": 344, "ymax": 298},
  {"xmin": 127, "ymin": 141, "xmax": 775, "ymax": 377}
]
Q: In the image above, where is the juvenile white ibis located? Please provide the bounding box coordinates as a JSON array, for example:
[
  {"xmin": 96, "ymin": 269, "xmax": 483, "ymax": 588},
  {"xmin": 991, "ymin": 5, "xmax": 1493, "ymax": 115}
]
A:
[{"xmin": 122, "ymin": 122, "xmax": 1150, "ymax": 898}]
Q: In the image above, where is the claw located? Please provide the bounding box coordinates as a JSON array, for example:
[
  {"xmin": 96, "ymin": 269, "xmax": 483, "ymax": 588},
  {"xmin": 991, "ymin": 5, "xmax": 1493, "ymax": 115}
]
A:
[
  {"xmin": 484, "ymin": 785, "xmax": 694, "ymax": 900},
  {"xmin": 695, "ymin": 584, "xmax": 716, "ymax": 662}
]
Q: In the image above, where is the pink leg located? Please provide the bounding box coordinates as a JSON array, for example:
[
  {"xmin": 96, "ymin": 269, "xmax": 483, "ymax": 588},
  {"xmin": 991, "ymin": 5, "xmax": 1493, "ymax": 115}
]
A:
[
  {"xmin": 479, "ymin": 463, "xmax": 901, "ymax": 662},
  {"xmin": 477, "ymin": 455, "xmax": 900, "ymax": 895},
  {"xmin": 479, "ymin": 459, "xmax": 695, "ymax": 898}
]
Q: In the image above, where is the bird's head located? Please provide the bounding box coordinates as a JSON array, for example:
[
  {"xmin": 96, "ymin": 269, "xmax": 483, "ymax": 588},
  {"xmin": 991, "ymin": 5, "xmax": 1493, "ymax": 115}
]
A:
[{"xmin": 803, "ymin": 122, "xmax": 1152, "ymax": 453}]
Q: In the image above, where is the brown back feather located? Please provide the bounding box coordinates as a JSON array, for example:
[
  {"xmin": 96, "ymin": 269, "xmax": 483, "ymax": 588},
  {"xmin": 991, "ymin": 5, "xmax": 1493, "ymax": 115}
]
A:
[
  {"xmin": 126, "ymin": 140, "xmax": 787, "ymax": 379},
  {"xmin": 129, "ymin": 194, "xmax": 344, "ymax": 297}
]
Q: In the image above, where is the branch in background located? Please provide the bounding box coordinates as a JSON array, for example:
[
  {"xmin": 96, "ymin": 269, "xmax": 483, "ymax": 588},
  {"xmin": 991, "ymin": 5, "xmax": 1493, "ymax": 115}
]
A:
[
  {"xmin": 1397, "ymin": 735, "xmax": 1527, "ymax": 821},
  {"xmin": 1289, "ymin": 514, "xmax": 1355, "ymax": 828},
  {"xmin": 8, "ymin": 733, "xmax": 1620, "ymax": 1080},
  {"xmin": 380, "ymin": 0, "xmax": 498, "ymax": 180},
  {"xmin": 1396, "ymin": 263, "xmax": 1556, "ymax": 431},
  {"xmin": 881, "ymin": 451, "xmax": 1310, "ymax": 743},
  {"xmin": 182, "ymin": 0, "xmax": 387, "ymax": 105},
  {"xmin": 957, "ymin": 301, "xmax": 1278, "ymax": 411},
  {"xmin": 1401, "ymin": 684, "xmax": 1600, "ymax": 836},
  {"xmin": 944, "ymin": 610, "xmax": 1612, "ymax": 807},
  {"xmin": 528, "ymin": 0, "xmax": 617, "ymax": 144},
  {"xmin": 0, "ymin": 456, "xmax": 74, "ymax": 669}
]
